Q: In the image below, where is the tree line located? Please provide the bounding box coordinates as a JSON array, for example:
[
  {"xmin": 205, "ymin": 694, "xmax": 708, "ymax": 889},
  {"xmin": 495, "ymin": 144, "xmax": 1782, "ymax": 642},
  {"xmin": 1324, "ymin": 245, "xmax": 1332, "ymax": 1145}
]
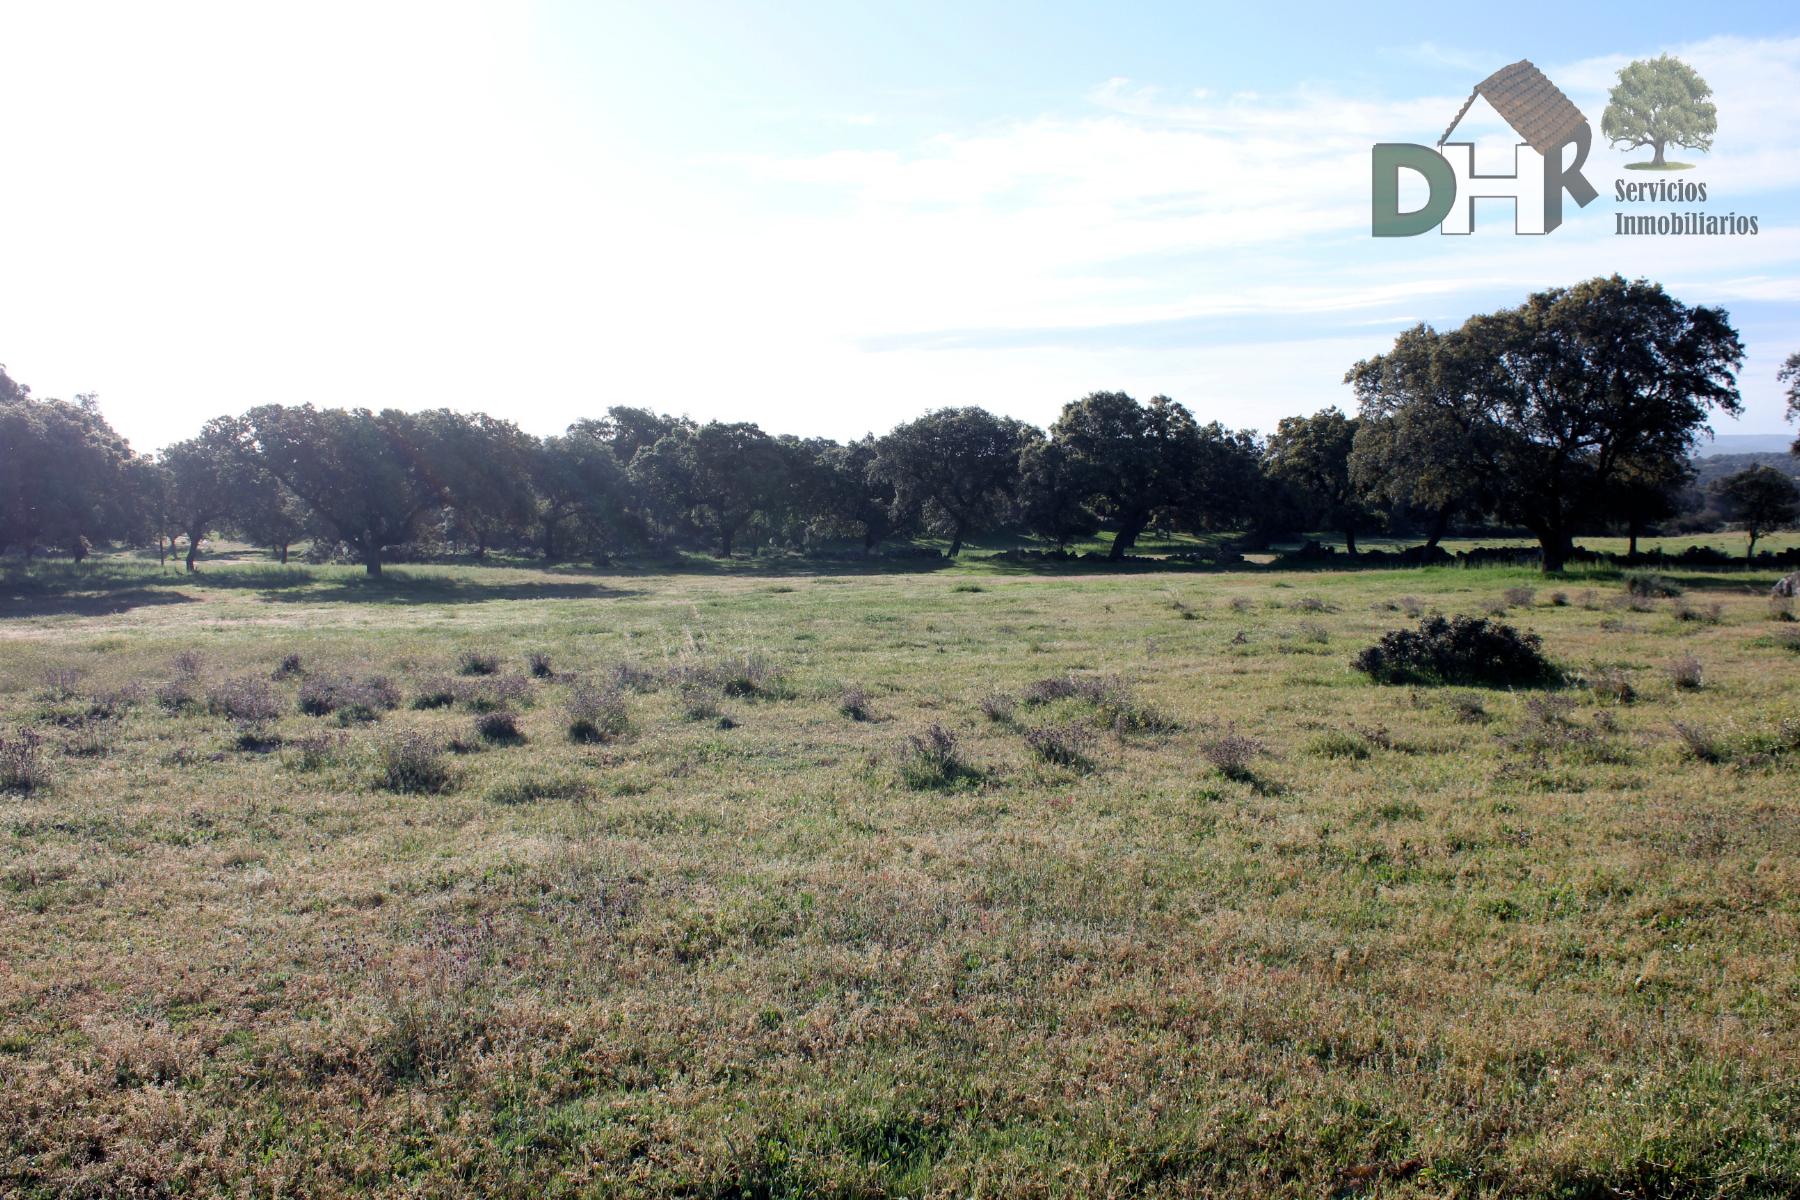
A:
[{"xmin": 5, "ymin": 276, "xmax": 1797, "ymax": 575}]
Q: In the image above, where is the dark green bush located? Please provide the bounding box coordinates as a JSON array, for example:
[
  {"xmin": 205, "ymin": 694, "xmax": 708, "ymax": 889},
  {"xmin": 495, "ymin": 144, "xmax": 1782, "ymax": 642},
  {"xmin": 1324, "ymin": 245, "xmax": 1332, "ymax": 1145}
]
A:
[{"xmin": 1353, "ymin": 615, "xmax": 1557, "ymax": 687}]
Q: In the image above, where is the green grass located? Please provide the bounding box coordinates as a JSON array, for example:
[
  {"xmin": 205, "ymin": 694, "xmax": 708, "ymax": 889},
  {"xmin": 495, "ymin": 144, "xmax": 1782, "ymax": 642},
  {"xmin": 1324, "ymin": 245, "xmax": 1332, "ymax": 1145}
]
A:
[{"xmin": 1, "ymin": 558, "xmax": 1797, "ymax": 1196}]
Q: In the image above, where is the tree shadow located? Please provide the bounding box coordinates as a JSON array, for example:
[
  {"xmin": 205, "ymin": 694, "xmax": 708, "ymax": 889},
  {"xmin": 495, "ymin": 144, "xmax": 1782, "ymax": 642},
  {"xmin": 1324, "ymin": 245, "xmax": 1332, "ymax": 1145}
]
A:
[
  {"xmin": 0, "ymin": 588, "xmax": 198, "ymax": 620},
  {"xmin": 256, "ymin": 577, "xmax": 641, "ymax": 606}
]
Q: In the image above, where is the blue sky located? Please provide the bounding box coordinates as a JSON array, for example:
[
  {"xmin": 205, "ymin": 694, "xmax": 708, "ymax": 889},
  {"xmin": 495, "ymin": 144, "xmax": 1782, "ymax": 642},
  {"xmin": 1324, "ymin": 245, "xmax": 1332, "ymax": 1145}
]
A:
[{"xmin": 3, "ymin": 1, "xmax": 1798, "ymax": 452}]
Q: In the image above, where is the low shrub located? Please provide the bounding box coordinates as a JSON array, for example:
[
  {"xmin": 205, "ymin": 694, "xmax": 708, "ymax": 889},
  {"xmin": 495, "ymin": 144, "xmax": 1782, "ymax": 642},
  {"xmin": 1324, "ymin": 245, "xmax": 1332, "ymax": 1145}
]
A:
[
  {"xmin": 1293, "ymin": 621, "xmax": 1330, "ymax": 645},
  {"xmin": 410, "ymin": 677, "xmax": 460, "ymax": 709},
  {"xmin": 460, "ymin": 675, "xmax": 532, "ymax": 713},
  {"xmin": 485, "ymin": 773, "xmax": 592, "ymax": 805},
  {"xmin": 458, "ymin": 651, "xmax": 500, "ymax": 677},
  {"xmin": 1670, "ymin": 720, "xmax": 1721, "ymax": 763},
  {"xmin": 1503, "ymin": 586, "xmax": 1536, "ymax": 608},
  {"xmin": 475, "ymin": 710, "xmax": 523, "ymax": 744},
  {"xmin": 39, "ymin": 667, "xmax": 82, "ymax": 702},
  {"xmin": 284, "ymin": 730, "xmax": 345, "ymax": 771},
  {"xmin": 1624, "ymin": 570, "xmax": 1681, "ymax": 599},
  {"xmin": 1199, "ymin": 726, "xmax": 1262, "ymax": 780},
  {"xmin": 271, "ymin": 653, "xmax": 304, "ymax": 680},
  {"xmin": 1666, "ymin": 655, "xmax": 1705, "ymax": 691},
  {"xmin": 1024, "ymin": 721, "xmax": 1096, "ymax": 768},
  {"xmin": 838, "ymin": 687, "xmax": 873, "ymax": 722},
  {"xmin": 1444, "ymin": 692, "xmax": 1487, "ymax": 723},
  {"xmin": 207, "ymin": 677, "xmax": 283, "ymax": 726},
  {"xmin": 1352, "ymin": 615, "xmax": 1557, "ymax": 687},
  {"xmin": 528, "ymin": 651, "xmax": 555, "ymax": 679},
  {"xmin": 1581, "ymin": 666, "xmax": 1637, "ymax": 705},
  {"xmin": 170, "ymin": 651, "xmax": 204, "ymax": 678},
  {"xmin": 0, "ymin": 727, "xmax": 51, "ymax": 794},
  {"xmin": 568, "ymin": 683, "xmax": 629, "ymax": 743},
  {"xmin": 607, "ymin": 662, "xmax": 663, "ymax": 693},
  {"xmin": 978, "ymin": 691, "xmax": 1016, "ymax": 723},
  {"xmin": 1309, "ymin": 729, "xmax": 1370, "ymax": 760},
  {"xmin": 898, "ymin": 723, "xmax": 968, "ymax": 789},
  {"xmin": 1672, "ymin": 599, "xmax": 1722, "ymax": 625},
  {"xmin": 1021, "ymin": 672, "xmax": 1171, "ymax": 732},
  {"xmin": 155, "ymin": 678, "xmax": 200, "ymax": 713},
  {"xmin": 676, "ymin": 684, "xmax": 721, "ymax": 723},
  {"xmin": 376, "ymin": 731, "xmax": 452, "ymax": 793},
  {"xmin": 299, "ymin": 675, "xmax": 401, "ymax": 722}
]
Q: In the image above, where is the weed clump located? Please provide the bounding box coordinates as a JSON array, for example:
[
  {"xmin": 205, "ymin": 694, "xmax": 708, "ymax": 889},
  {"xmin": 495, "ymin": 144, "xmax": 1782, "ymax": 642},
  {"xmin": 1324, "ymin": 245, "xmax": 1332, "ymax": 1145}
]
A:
[
  {"xmin": 1671, "ymin": 720, "xmax": 1721, "ymax": 763},
  {"xmin": 156, "ymin": 677, "xmax": 200, "ymax": 713},
  {"xmin": 1672, "ymin": 599, "xmax": 1722, "ymax": 625},
  {"xmin": 838, "ymin": 687, "xmax": 873, "ymax": 722},
  {"xmin": 0, "ymin": 727, "xmax": 50, "ymax": 794},
  {"xmin": 207, "ymin": 677, "xmax": 283, "ymax": 726},
  {"xmin": 285, "ymin": 730, "xmax": 345, "ymax": 771},
  {"xmin": 1503, "ymin": 586, "xmax": 1536, "ymax": 609},
  {"xmin": 978, "ymin": 691, "xmax": 1016, "ymax": 724},
  {"xmin": 460, "ymin": 675, "xmax": 532, "ymax": 713},
  {"xmin": 299, "ymin": 675, "xmax": 400, "ymax": 722},
  {"xmin": 410, "ymin": 677, "xmax": 460, "ymax": 710},
  {"xmin": 1624, "ymin": 570, "xmax": 1681, "ymax": 599},
  {"xmin": 528, "ymin": 651, "xmax": 555, "ymax": 679},
  {"xmin": 458, "ymin": 651, "xmax": 500, "ymax": 677},
  {"xmin": 1666, "ymin": 655, "xmax": 1705, "ymax": 691},
  {"xmin": 567, "ymin": 683, "xmax": 628, "ymax": 743},
  {"xmin": 676, "ymin": 684, "xmax": 721, "ymax": 723},
  {"xmin": 1310, "ymin": 729, "xmax": 1371, "ymax": 760},
  {"xmin": 1353, "ymin": 615, "xmax": 1557, "ymax": 687},
  {"xmin": 898, "ymin": 723, "xmax": 969, "ymax": 789},
  {"xmin": 1024, "ymin": 721, "xmax": 1096, "ymax": 768},
  {"xmin": 485, "ymin": 773, "xmax": 591, "ymax": 805},
  {"xmin": 376, "ymin": 731, "xmax": 452, "ymax": 793},
  {"xmin": 474, "ymin": 710, "xmax": 523, "ymax": 744},
  {"xmin": 39, "ymin": 667, "xmax": 82, "ymax": 702},
  {"xmin": 1200, "ymin": 726, "xmax": 1262, "ymax": 780},
  {"xmin": 1581, "ymin": 666, "xmax": 1637, "ymax": 705},
  {"xmin": 271, "ymin": 653, "xmax": 304, "ymax": 680},
  {"xmin": 1021, "ymin": 673, "xmax": 1171, "ymax": 732}
]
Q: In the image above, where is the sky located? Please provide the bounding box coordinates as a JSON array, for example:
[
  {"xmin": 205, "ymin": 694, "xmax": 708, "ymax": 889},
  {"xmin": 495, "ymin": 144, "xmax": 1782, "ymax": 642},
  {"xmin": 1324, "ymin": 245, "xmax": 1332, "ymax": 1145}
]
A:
[{"xmin": 2, "ymin": 0, "xmax": 1798, "ymax": 453}]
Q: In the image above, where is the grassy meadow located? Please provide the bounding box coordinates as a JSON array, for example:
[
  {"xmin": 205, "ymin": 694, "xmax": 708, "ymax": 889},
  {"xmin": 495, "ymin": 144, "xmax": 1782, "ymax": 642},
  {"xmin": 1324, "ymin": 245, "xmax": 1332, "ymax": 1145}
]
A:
[{"xmin": 1, "ymin": 556, "xmax": 1798, "ymax": 1198}]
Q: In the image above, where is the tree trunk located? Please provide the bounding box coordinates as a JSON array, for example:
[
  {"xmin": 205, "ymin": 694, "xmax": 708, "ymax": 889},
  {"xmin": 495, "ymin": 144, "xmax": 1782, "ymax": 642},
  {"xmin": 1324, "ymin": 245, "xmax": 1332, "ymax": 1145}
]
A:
[
  {"xmin": 1423, "ymin": 507, "xmax": 1451, "ymax": 553},
  {"xmin": 1538, "ymin": 529, "xmax": 1574, "ymax": 574},
  {"xmin": 185, "ymin": 533, "xmax": 200, "ymax": 573},
  {"xmin": 1748, "ymin": 533, "xmax": 1758, "ymax": 561},
  {"xmin": 363, "ymin": 543, "xmax": 383, "ymax": 577},
  {"xmin": 948, "ymin": 520, "xmax": 966, "ymax": 558},
  {"xmin": 862, "ymin": 529, "xmax": 878, "ymax": 555},
  {"xmin": 541, "ymin": 519, "xmax": 561, "ymax": 563},
  {"xmin": 1652, "ymin": 141, "xmax": 1667, "ymax": 167},
  {"xmin": 1343, "ymin": 525, "xmax": 1358, "ymax": 556},
  {"xmin": 719, "ymin": 527, "xmax": 735, "ymax": 558},
  {"xmin": 1110, "ymin": 512, "xmax": 1148, "ymax": 561},
  {"xmin": 1628, "ymin": 519, "xmax": 1641, "ymax": 559},
  {"xmin": 277, "ymin": 543, "xmax": 290, "ymax": 565}
]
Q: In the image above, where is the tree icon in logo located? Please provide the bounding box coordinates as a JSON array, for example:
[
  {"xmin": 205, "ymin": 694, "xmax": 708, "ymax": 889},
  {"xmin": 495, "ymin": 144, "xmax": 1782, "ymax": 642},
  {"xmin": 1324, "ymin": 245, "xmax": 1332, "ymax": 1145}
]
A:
[{"xmin": 1602, "ymin": 54, "xmax": 1716, "ymax": 171}]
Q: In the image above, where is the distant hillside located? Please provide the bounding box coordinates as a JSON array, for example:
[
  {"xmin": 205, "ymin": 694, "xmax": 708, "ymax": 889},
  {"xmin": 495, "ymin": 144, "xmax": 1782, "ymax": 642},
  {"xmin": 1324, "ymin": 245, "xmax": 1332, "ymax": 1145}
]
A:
[
  {"xmin": 1694, "ymin": 433, "xmax": 1794, "ymax": 457},
  {"xmin": 1690, "ymin": 452, "xmax": 1800, "ymax": 490}
]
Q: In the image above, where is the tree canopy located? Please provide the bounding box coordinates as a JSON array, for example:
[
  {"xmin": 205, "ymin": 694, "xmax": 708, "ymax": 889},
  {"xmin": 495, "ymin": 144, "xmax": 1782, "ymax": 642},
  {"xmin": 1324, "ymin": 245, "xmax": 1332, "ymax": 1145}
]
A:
[{"xmin": 1602, "ymin": 55, "xmax": 1717, "ymax": 168}]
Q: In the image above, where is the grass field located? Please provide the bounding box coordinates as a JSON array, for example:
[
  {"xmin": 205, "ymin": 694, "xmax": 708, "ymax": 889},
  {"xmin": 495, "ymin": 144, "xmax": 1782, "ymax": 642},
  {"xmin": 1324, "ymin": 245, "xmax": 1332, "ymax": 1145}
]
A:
[{"xmin": 2, "ymin": 557, "xmax": 1798, "ymax": 1197}]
